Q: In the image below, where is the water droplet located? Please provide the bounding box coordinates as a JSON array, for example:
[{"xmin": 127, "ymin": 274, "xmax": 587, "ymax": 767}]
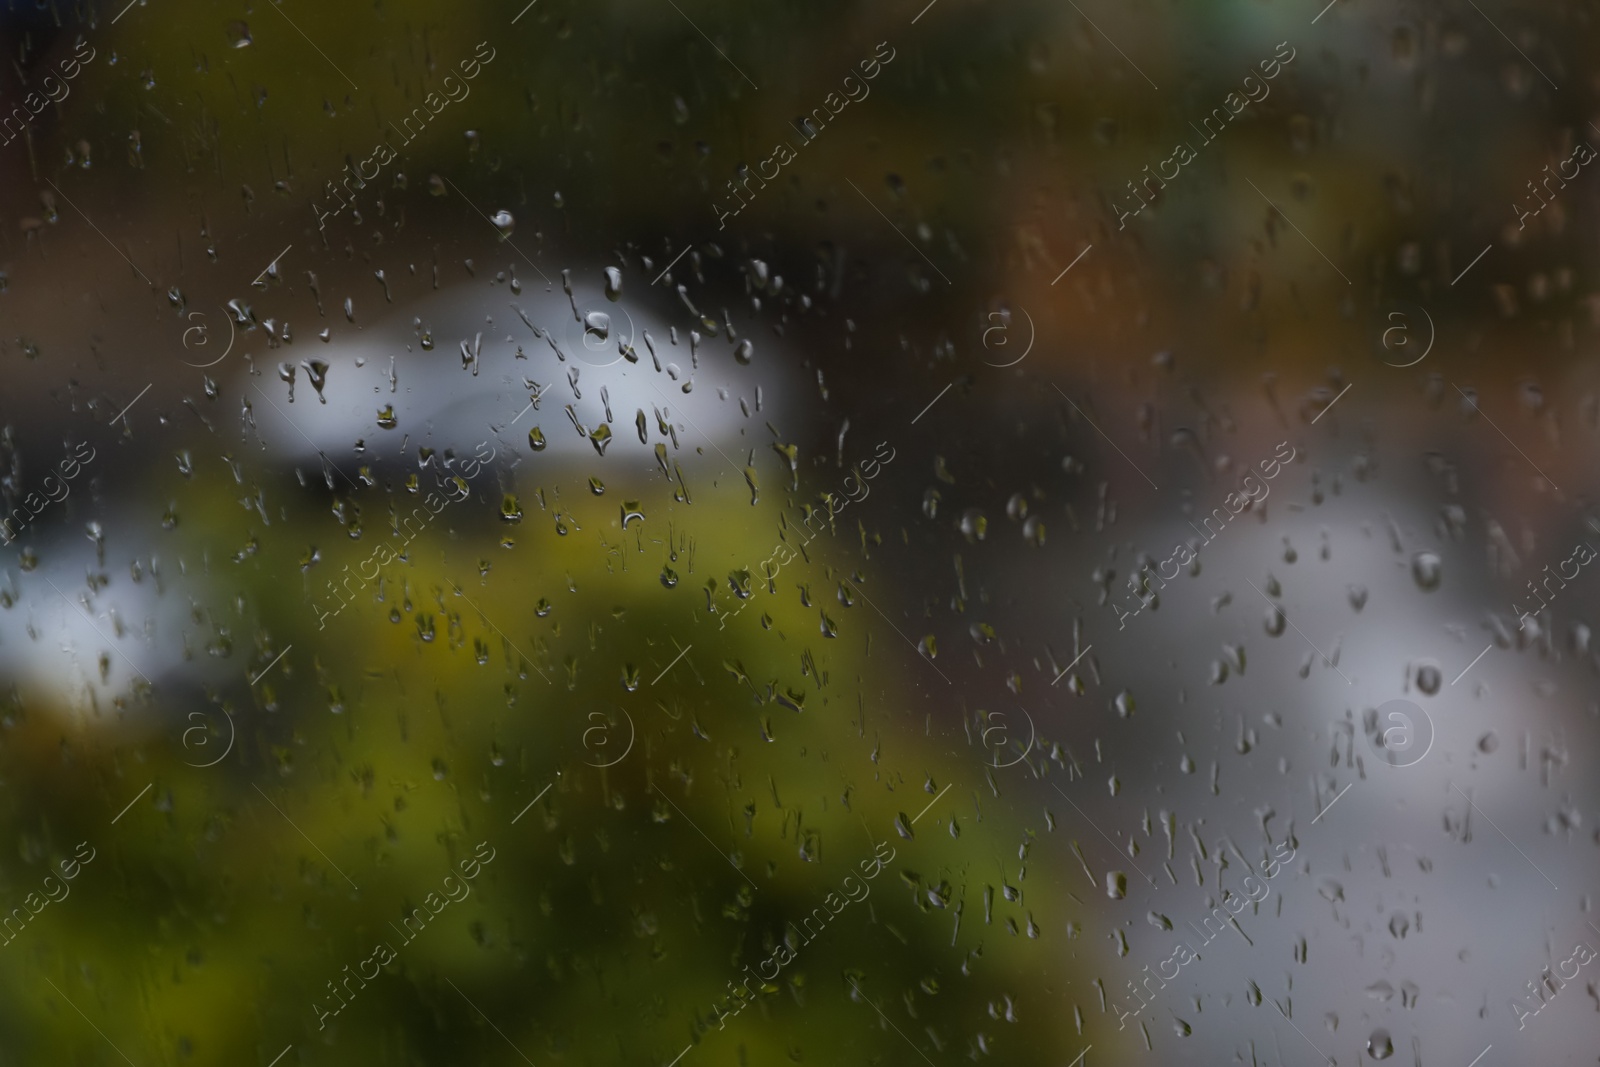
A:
[
  {"xmin": 743, "ymin": 466, "xmax": 760, "ymax": 506},
  {"xmin": 303, "ymin": 358, "xmax": 329, "ymax": 404},
  {"xmin": 733, "ymin": 339, "xmax": 754, "ymax": 364},
  {"xmin": 959, "ymin": 509, "xmax": 988, "ymax": 541},
  {"xmin": 1415, "ymin": 662, "xmax": 1441, "ymax": 695},
  {"xmin": 603, "ymin": 266, "xmax": 623, "ymax": 301},
  {"xmin": 528, "ymin": 427, "xmax": 547, "ymax": 451},
  {"xmin": 1106, "ymin": 872, "xmax": 1127, "ymax": 899},
  {"xmin": 491, "ymin": 210, "xmax": 514, "ymax": 237},
  {"xmin": 1366, "ymin": 1028, "xmax": 1394, "ymax": 1059},
  {"xmin": 226, "ymin": 20, "xmax": 252, "ymax": 47},
  {"xmin": 455, "ymin": 334, "xmax": 485, "ymax": 379},
  {"xmin": 1412, "ymin": 550, "xmax": 1442, "ymax": 591}
]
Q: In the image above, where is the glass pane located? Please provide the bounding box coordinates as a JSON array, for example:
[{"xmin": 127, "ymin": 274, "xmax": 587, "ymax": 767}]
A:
[{"xmin": 0, "ymin": 2, "xmax": 1590, "ymax": 1064}]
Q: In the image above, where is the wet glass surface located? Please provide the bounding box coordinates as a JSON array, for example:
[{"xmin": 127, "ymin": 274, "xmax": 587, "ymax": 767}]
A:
[{"xmin": 0, "ymin": 1, "xmax": 1597, "ymax": 1064}]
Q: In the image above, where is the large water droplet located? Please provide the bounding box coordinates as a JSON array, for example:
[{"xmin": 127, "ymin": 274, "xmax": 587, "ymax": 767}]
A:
[
  {"xmin": 303, "ymin": 358, "xmax": 329, "ymax": 404},
  {"xmin": 743, "ymin": 466, "xmax": 759, "ymax": 506},
  {"xmin": 491, "ymin": 210, "xmax": 515, "ymax": 237},
  {"xmin": 1366, "ymin": 1028, "xmax": 1393, "ymax": 1059}
]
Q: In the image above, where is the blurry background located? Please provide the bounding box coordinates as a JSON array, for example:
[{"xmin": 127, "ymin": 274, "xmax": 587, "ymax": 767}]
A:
[{"xmin": 1, "ymin": 0, "xmax": 1598, "ymax": 1064}]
